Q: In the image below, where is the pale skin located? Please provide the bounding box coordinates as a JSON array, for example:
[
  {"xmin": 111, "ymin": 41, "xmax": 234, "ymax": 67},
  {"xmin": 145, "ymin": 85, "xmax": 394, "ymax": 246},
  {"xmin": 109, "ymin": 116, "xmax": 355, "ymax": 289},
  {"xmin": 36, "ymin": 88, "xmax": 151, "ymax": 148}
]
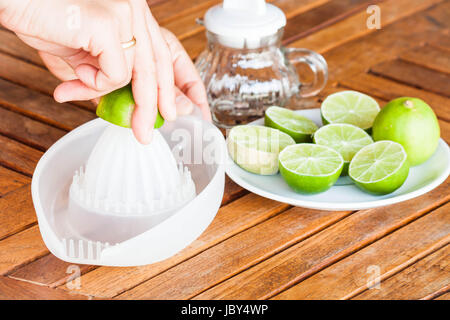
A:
[{"xmin": 0, "ymin": 0, "xmax": 211, "ymax": 144}]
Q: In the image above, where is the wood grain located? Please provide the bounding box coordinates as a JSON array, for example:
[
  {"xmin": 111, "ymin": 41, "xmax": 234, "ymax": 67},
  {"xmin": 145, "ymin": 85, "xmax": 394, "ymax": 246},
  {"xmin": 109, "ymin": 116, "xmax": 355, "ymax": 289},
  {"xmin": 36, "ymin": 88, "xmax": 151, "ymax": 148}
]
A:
[
  {"xmin": 0, "ymin": 225, "xmax": 48, "ymax": 275},
  {"xmin": 0, "ymin": 135, "xmax": 42, "ymax": 176},
  {"xmin": 282, "ymin": 0, "xmax": 382, "ymax": 44},
  {"xmin": 0, "ymin": 185, "xmax": 36, "ymax": 241},
  {"xmin": 9, "ymin": 254, "xmax": 96, "ymax": 288},
  {"xmin": 0, "ymin": 276, "xmax": 88, "ymax": 300},
  {"xmin": 118, "ymin": 208, "xmax": 351, "ymax": 299},
  {"xmin": 370, "ymin": 59, "xmax": 450, "ymax": 98},
  {"xmin": 0, "ymin": 29, "xmax": 43, "ymax": 66},
  {"xmin": 353, "ymin": 245, "xmax": 449, "ymax": 300},
  {"xmin": 0, "ymin": 107, "xmax": 65, "ymax": 151},
  {"xmin": 434, "ymin": 292, "xmax": 450, "ymax": 300},
  {"xmin": 273, "ymin": 202, "xmax": 450, "ymax": 299},
  {"xmin": 421, "ymin": 283, "xmax": 450, "ymax": 300},
  {"xmin": 0, "ymin": 52, "xmax": 93, "ymax": 110},
  {"xmin": 0, "ymin": 166, "xmax": 30, "ymax": 197},
  {"xmin": 321, "ymin": 3, "xmax": 449, "ymax": 83},
  {"xmin": 0, "ymin": 51, "xmax": 60, "ymax": 97},
  {"xmin": 290, "ymin": 0, "xmax": 444, "ymax": 53},
  {"xmin": 194, "ymin": 179, "xmax": 449, "ymax": 299},
  {"xmin": 400, "ymin": 44, "xmax": 450, "ymax": 75},
  {"xmin": 339, "ymin": 73, "xmax": 450, "ymax": 122},
  {"xmin": 222, "ymin": 175, "xmax": 247, "ymax": 206},
  {"xmin": 59, "ymin": 194, "xmax": 290, "ymax": 298},
  {"xmin": 0, "ymin": 78, "xmax": 96, "ymax": 131}
]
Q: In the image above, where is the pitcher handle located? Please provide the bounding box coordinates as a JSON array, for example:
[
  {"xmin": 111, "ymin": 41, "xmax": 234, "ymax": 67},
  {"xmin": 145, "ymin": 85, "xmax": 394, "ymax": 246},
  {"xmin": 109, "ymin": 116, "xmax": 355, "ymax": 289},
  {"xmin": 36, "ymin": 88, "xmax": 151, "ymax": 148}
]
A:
[{"xmin": 283, "ymin": 47, "xmax": 328, "ymax": 98}]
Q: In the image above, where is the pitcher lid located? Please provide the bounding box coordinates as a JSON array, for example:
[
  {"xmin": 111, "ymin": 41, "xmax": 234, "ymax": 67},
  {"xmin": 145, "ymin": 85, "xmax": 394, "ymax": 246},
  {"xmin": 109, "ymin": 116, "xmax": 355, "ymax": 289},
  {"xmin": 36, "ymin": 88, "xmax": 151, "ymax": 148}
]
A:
[{"xmin": 204, "ymin": 0, "xmax": 286, "ymax": 43}]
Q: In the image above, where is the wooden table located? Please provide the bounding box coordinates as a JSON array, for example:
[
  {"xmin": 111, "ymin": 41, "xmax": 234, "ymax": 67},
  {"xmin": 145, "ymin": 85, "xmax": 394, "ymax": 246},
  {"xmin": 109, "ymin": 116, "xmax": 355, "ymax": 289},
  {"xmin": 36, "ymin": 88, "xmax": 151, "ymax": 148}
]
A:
[{"xmin": 0, "ymin": 0, "xmax": 449, "ymax": 300}]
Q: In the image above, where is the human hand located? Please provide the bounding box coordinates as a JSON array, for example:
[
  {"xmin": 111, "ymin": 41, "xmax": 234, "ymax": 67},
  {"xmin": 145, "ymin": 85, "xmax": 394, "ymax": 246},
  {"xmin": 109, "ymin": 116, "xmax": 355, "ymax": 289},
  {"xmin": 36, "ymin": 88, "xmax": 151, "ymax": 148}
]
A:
[{"xmin": 0, "ymin": 0, "xmax": 210, "ymax": 144}]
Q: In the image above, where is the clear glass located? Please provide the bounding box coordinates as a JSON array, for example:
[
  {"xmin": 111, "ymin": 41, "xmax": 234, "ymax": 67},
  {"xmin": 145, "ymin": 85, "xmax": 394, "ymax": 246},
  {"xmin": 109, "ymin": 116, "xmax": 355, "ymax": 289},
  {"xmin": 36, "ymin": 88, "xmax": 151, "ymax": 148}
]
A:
[{"xmin": 195, "ymin": 29, "xmax": 328, "ymax": 128}]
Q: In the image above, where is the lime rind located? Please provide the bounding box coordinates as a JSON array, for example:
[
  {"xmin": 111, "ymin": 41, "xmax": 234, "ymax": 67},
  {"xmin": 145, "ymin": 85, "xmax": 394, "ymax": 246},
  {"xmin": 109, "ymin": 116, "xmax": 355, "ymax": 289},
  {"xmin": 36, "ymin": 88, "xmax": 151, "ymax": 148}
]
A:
[
  {"xmin": 266, "ymin": 107, "xmax": 318, "ymax": 134},
  {"xmin": 321, "ymin": 91, "xmax": 380, "ymax": 130},
  {"xmin": 265, "ymin": 106, "xmax": 318, "ymax": 142},
  {"xmin": 96, "ymin": 84, "xmax": 165, "ymax": 129},
  {"xmin": 349, "ymin": 141, "xmax": 408, "ymax": 184}
]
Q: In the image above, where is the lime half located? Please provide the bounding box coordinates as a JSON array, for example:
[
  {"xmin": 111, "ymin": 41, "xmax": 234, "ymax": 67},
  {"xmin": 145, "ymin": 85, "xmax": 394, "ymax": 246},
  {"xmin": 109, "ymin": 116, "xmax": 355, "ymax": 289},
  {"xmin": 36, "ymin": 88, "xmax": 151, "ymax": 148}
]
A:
[
  {"xmin": 228, "ymin": 125, "xmax": 295, "ymax": 175},
  {"xmin": 265, "ymin": 106, "xmax": 318, "ymax": 142},
  {"xmin": 97, "ymin": 84, "xmax": 164, "ymax": 129},
  {"xmin": 313, "ymin": 123, "xmax": 373, "ymax": 175},
  {"xmin": 349, "ymin": 141, "xmax": 410, "ymax": 194},
  {"xmin": 321, "ymin": 91, "xmax": 380, "ymax": 130},
  {"xmin": 279, "ymin": 144, "xmax": 344, "ymax": 194}
]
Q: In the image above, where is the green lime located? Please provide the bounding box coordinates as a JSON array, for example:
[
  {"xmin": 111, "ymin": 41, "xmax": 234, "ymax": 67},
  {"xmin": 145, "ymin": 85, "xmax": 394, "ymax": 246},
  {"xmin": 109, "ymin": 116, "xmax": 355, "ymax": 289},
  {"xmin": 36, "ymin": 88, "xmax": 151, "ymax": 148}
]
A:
[
  {"xmin": 313, "ymin": 123, "xmax": 373, "ymax": 175},
  {"xmin": 227, "ymin": 125, "xmax": 295, "ymax": 175},
  {"xmin": 321, "ymin": 90, "xmax": 380, "ymax": 130},
  {"xmin": 264, "ymin": 106, "xmax": 318, "ymax": 142},
  {"xmin": 96, "ymin": 84, "xmax": 164, "ymax": 129},
  {"xmin": 279, "ymin": 144, "xmax": 344, "ymax": 194},
  {"xmin": 372, "ymin": 97, "xmax": 440, "ymax": 166},
  {"xmin": 349, "ymin": 141, "xmax": 409, "ymax": 195}
]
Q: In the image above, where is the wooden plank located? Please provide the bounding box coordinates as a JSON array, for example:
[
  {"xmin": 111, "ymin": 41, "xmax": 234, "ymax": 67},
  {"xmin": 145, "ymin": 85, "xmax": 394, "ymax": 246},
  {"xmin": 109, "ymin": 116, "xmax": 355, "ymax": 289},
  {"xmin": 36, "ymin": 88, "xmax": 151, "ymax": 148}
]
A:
[
  {"xmin": 0, "ymin": 225, "xmax": 48, "ymax": 275},
  {"xmin": 320, "ymin": 3, "xmax": 449, "ymax": 83},
  {"xmin": 353, "ymin": 245, "xmax": 449, "ymax": 300},
  {"xmin": 0, "ymin": 185, "xmax": 36, "ymax": 241},
  {"xmin": 438, "ymin": 120, "xmax": 450, "ymax": 143},
  {"xmin": 9, "ymin": 254, "xmax": 96, "ymax": 288},
  {"xmin": 0, "ymin": 78, "xmax": 96, "ymax": 131},
  {"xmin": 152, "ymin": 0, "xmax": 219, "ymax": 24},
  {"xmin": 194, "ymin": 179, "xmax": 450, "ymax": 299},
  {"xmin": 400, "ymin": 44, "xmax": 450, "ymax": 75},
  {"xmin": 0, "ymin": 166, "xmax": 30, "ymax": 197},
  {"xmin": 59, "ymin": 194, "xmax": 290, "ymax": 298},
  {"xmin": 222, "ymin": 175, "xmax": 247, "ymax": 206},
  {"xmin": 0, "ymin": 29, "xmax": 43, "ymax": 66},
  {"xmin": 290, "ymin": 0, "xmax": 444, "ymax": 53},
  {"xmin": 8, "ymin": 178, "xmax": 248, "ymax": 289},
  {"xmin": 282, "ymin": 0, "xmax": 382, "ymax": 44},
  {"xmin": 421, "ymin": 283, "xmax": 450, "ymax": 300},
  {"xmin": 435, "ymin": 292, "xmax": 450, "ymax": 300},
  {"xmin": 0, "ymin": 52, "xmax": 94, "ymax": 110},
  {"xmin": 0, "ymin": 107, "xmax": 65, "ymax": 151},
  {"xmin": 163, "ymin": 0, "xmax": 331, "ymax": 41},
  {"xmin": 118, "ymin": 208, "xmax": 351, "ymax": 299},
  {"xmin": 0, "ymin": 276, "xmax": 88, "ymax": 300},
  {"xmin": 339, "ymin": 73, "xmax": 450, "ymax": 122},
  {"xmin": 423, "ymin": 0, "xmax": 450, "ymax": 29},
  {"xmin": 273, "ymin": 203, "xmax": 450, "ymax": 299},
  {"xmin": 370, "ymin": 59, "xmax": 450, "ymax": 98},
  {"xmin": 0, "ymin": 135, "xmax": 42, "ymax": 176},
  {"xmin": 0, "ymin": 51, "xmax": 60, "ymax": 96}
]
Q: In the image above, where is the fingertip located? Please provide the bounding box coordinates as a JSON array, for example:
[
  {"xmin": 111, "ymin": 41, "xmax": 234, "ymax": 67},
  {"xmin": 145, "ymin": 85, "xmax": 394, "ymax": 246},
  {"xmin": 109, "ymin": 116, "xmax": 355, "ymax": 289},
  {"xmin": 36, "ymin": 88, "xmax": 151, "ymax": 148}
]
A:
[
  {"xmin": 54, "ymin": 84, "xmax": 68, "ymax": 103},
  {"xmin": 132, "ymin": 123, "xmax": 153, "ymax": 145}
]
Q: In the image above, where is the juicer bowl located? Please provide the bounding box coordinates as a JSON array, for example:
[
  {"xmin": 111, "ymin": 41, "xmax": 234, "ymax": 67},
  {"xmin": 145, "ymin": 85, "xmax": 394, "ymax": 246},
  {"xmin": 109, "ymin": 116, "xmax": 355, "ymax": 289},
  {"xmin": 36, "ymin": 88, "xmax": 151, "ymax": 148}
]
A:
[{"xmin": 31, "ymin": 114, "xmax": 226, "ymax": 266}]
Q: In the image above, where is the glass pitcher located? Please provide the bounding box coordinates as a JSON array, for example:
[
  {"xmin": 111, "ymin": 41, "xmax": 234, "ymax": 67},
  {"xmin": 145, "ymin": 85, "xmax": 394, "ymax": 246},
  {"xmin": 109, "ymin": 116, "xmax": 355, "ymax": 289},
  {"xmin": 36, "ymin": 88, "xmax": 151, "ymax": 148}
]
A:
[{"xmin": 195, "ymin": 28, "xmax": 328, "ymax": 128}]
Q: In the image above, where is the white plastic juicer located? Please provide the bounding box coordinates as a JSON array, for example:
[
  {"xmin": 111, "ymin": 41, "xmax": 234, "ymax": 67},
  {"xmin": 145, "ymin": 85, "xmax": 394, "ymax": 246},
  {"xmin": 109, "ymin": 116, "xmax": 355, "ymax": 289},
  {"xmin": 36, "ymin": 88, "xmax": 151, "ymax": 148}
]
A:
[{"xmin": 31, "ymin": 109, "xmax": 226, "ymax": 267}]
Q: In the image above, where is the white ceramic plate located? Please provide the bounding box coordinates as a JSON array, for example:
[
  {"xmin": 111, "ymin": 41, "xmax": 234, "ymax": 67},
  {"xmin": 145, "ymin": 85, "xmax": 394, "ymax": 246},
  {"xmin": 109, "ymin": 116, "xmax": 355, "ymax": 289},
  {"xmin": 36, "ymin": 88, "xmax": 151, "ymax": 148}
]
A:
[{"xmin": 225, "ymin": 108, "xmax": 450, "ymax": 211}]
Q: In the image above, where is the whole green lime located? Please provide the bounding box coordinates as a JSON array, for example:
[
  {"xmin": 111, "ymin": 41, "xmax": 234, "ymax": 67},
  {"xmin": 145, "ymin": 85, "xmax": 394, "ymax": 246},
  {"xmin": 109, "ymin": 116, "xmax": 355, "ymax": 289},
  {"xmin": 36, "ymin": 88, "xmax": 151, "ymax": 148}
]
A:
[
  {"xmin": 96, "ymin": 84, "xmax": 164, "ymax": 129},
  {"xmin": 372, "ymin": 97, "xmax": 440, "ymax": 166}
]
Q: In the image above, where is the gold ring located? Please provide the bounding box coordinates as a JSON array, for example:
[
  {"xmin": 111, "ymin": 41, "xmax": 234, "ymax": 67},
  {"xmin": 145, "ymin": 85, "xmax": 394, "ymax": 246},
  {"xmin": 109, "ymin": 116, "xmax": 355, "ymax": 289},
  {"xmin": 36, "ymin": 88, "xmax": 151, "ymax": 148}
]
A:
[{"xmin": 121, "ymin": 37, "xmax": 136, "ymax": 49}]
